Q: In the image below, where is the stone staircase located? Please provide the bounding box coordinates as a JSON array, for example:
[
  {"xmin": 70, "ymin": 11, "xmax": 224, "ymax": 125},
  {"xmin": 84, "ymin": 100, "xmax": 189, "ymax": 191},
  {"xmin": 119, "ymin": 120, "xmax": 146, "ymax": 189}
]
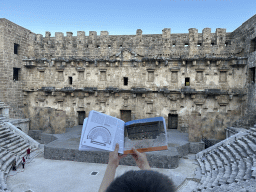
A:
[
  {"xmin": 0, "ymin": 121, "xmax": 33, "ymax": 191},
  {"xmin": 193, "ymin": 127, "xmax": 256, "ymax": 192}
]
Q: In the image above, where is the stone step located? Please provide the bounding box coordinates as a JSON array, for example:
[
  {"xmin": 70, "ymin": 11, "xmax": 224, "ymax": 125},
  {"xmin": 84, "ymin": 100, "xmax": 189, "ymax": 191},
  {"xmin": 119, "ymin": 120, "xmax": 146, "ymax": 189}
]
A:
[
  {"xmin": 238, "ymin": 138, "xmax": 254, "ymax": 156},
  {"xmin": 216, "ymin": 148, "xmax": 232, "ymax": 185},
  {"xmin": 205, "ymin": 154, "xmax": 218, "ymax": 189},
  {"xmin": 0, "ymin": 136, "xmax": 21, "ymax": 147},
  {"xmin": 250, "ymin": 132, "xmax": 256, "ymax": 139},
  {"xmin": 8, "ymin": 140, "xmax": 27, "ymax": 151},
  {"xmin": 0, "ymin": 126, "xmax": 8, "ymax": 131},
  {"xmin": 235, "ymin": 159, "xmax": 246, "ymax": 181},
  {"xmin": 1, "ymin": 152, "xmax": 12, "ymax": 166},
  {"xmin": 197, "ymin": 159, "xmax": 206, "ymax": 175},
  {"xmin": 203, "ymin": 156, "xmax": 211, "ymax": 172},
  {"xmin": 197, "ymin": 171, "xmax": 212, "ymax": 191},
  {"xmin": 0, "ymin": 129, "xmax": 10, "ymax": 135},
  {"xmin": 0, "ymin": 132, "xmax": 13, "ymax": 139},
  {"xmin": 211, "ymin": 152, "xmax": 223, "ymax": 169},
  {"xmin": 243, "ymin": 159, "xmax": 253, "ymax": 180},
  {"xmin": 0, "ymin": 149, "xmax": 8, "ymax": 160},
  {"xmin": 13, "ymin": 143, "xmax": 29, "ymax": 156},
  {"xmin": 243, "ymin": 137, "xmax": 256, "ymax": 153},
  {"xmin": 211, "ymin": 152, "xmax": 225, "ymax": 186},
  {"xmin": 247, "ymin": 135, "xmax": 256, "ymax": 145},
  {"xmin": 17, "ymin": 147, "xmax": 30, "ymax": 161},
  {"xmin": 206, "ymin": 169, "xmax": 218, "ymax": 189},
  {"xmin": 4, "ymin": 138, "xmax": 23, "ymax": 149},
  {"xmin": 250, "ymin": 127, "xmax": 256, "ymax": 132},
  {"xmin": 231, "ymin": 143, "xmax": 247, "ymax": 158},
  {"xmin": 0, "ymin": 135, "xmax": 19, "ymax": 145},
  {"xmin": 1, "ymin": 154, "xmax": 16, "ymax": 172},
  {"xmin": 226, "ymin": 144, "xmax": 241, "ymax": 161},
  {"xmin": 208, "ymin": 154, "xmax": 217, "ymax": 171},
  {"xmin": 0, "ymin": 171, "xmax": 7, "ymax": 190},
  {"xmin": 219, "ymin": 146, "xmax": 235, "ymax": 163}
]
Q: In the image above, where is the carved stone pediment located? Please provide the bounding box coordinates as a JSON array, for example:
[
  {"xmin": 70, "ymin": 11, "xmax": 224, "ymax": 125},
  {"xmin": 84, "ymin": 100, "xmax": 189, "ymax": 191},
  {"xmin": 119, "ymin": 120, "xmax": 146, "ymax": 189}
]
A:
[
  {"xmin": 111, "ymin": 49, "xmax": 144, "ymax": 61},
  {"xmin": 123, "ymin": 51, "xmax": 132, "ymax": 60}
]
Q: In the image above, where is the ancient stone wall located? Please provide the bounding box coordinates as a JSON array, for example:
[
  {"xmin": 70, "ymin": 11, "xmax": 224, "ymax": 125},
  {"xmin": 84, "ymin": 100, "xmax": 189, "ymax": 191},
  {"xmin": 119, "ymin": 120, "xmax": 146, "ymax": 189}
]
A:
[
  {"xmin": 24, "ymin": 106, "xmax": 66, "ymax": 134},
  {"xmin": 0, "ymin": 19, "xmax": 35, "ymax": 118},
  {"xmin": 1, "ymin": 15, "xmax": 256, "ymax": 140},
  {"xmin": 230, "ymin": 14, "xmax": 256, "ymax": 128}
]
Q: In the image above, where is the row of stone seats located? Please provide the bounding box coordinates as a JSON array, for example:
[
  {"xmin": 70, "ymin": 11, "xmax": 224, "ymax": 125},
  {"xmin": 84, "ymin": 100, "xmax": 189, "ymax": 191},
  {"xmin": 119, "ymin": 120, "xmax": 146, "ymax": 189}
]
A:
[
  {"xmin": 0, "ymin": 122, "xmax": 31, "ymax": 191},
  {"xmin": 193, "ymin": 129, "xmax": 256, "ymax": 191}
]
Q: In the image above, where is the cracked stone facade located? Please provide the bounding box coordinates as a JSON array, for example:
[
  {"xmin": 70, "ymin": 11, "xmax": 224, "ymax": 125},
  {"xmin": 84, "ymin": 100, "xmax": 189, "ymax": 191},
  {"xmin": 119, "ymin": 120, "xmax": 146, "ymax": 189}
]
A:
[{"xmin": 0, "ymin": 15, "xmax": 256, "ymax": 140}]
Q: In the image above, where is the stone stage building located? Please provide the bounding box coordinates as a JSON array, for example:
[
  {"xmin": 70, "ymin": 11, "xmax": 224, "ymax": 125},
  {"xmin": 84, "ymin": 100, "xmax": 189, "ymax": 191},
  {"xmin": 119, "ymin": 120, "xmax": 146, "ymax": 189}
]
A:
[{"xmin": 1, "ymin": 15, "xmax": 256, "ymax": 143}]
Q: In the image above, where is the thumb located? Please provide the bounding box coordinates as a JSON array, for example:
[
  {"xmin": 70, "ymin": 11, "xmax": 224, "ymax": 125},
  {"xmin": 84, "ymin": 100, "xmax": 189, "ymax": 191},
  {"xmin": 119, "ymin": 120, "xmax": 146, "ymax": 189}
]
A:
[
  {"xmin": 132, "ymin": 147, "xmax": 139, "ymax": 155},
  {"xmin": 115, "ymin": 143, "xmax": 119, "ymax": 152}
]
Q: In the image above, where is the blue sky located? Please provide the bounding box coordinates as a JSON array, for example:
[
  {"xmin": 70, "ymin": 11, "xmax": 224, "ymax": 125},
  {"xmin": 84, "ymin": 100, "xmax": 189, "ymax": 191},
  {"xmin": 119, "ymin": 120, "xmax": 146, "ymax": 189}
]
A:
[{"xmin": 0, "ymin": 0, "xmax": 255, "ymax": 36}]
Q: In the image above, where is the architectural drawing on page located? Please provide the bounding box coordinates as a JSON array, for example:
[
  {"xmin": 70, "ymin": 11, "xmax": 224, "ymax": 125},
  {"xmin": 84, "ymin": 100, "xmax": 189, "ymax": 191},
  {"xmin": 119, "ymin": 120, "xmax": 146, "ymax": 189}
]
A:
[
  {"xmin": 81, "ymin": 110, "xmax": 118, "ymax": 151},
  {"xmin": 87, "ymin": 126, "xmax": 111, "ymax": 146}
]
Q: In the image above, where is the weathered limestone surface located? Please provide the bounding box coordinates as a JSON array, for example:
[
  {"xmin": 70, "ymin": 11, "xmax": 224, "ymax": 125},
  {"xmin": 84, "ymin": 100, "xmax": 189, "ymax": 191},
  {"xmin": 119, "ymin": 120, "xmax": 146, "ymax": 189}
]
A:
[
  {"xmin": 24, "ymin": 107, "xmax": 66, "ymax": 134},
  {"xmin": 0, "ymin": 14, "xmax": 256, "ymax": 140}
]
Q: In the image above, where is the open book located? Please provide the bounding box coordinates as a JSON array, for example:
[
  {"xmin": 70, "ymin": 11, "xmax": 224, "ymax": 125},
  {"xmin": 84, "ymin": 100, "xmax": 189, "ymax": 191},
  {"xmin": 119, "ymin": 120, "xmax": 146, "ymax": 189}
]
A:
[{"xmin": 79, "ymin": 110, "xmax": 168, "ymax": 154}]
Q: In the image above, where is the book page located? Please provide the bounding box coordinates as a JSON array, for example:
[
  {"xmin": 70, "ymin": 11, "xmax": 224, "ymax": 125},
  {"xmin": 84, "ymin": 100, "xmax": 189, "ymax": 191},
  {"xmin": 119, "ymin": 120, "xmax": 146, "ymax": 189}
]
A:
[
  {"xmin": 123, "ymin": 117, "xmax": 168, "ymax": 154},
  {"xmin": 79, "ymin": 118, "xmax": 109, "ymax": 152},
  {"xmin": 80, "ymin": 110, "xmax": 125, "ymax": 153},
  {"xmin": 111, "ymin": 119, "xmax": 125, "ymax": 154}
]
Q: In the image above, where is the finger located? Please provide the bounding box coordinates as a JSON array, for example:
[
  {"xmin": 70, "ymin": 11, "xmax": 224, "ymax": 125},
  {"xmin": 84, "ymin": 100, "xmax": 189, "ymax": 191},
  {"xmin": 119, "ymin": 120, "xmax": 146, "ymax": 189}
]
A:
[
  {"xmin": 132, "ymin": 147, "xmax": 139, "ymax": 155},
  {"xmin": 114, "ymin": 143, "xmax": 119, "ymax": 152}
]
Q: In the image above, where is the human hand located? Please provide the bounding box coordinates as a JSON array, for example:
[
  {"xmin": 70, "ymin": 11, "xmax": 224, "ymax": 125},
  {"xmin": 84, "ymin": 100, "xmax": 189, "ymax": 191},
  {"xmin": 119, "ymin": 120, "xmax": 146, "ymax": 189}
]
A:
[
  {"xmin": 131, "ymin": 148, "xmax": 151, "ymax": 170},
  {"xmin": 108, "ymin": 143, "xmax": 127, "ymax": 168}
]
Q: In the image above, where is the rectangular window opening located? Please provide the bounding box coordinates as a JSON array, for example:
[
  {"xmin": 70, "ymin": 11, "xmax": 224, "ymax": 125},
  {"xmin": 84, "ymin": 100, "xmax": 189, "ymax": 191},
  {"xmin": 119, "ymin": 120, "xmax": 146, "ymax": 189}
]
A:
[
  {"xmin": 14, "ymin": 43, "xmax": 19, "ymax": 54},
  {"xmin": 120, "ymin": 110, "xmax": 131, "ymax": 122},
  {"xmin": 69, "ymin": 77, "xmax": 73, "ymax": 85},
  {"xmin": 197, "ymin": 43, "xmax": 201, "ymax": 47},
  {"xmin": 13, "ymin": 68, "xmax": 20, "ymax": 81},
  {"xmin": 211, "ymin": 43, "xmax": 214, "ymax": 46},
  {"xmin": 249, "ymin": 67, "xmax": 255, "ymax": 83},
  {"xmin": 172, "ymin": 44, "xmax": 176, "ymax": 47},
  {"xmin": 78, "ymin": 111, "xmax": 85, "ymax": 125},
  {"xmin": 250, "ymin": 37, "xmax": 256, "ymax": 53},
  {"xmin": 185, "ymin": 43, "xmax": 188, "ymax": 47},
  {"xmin": 168, "ymin": 114, "xmax": 178, "ymax": 129},
  {"xmin": 185, "ymin": 77, "xmax": 190, "ymax": 86},
  {"xmin": 108, "ymin": 45, "xmax": 111, "ymax": 48},
  {"xmin": 124, "ymin": 77, "xmax": 128, "ymax": 86}
]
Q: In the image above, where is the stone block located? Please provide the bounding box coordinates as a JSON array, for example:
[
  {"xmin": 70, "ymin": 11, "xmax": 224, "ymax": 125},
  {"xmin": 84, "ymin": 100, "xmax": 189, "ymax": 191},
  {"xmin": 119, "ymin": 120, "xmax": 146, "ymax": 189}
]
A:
[{"xmin": 189, "ymin": 142, "xmax": 205, "ymax": 154}]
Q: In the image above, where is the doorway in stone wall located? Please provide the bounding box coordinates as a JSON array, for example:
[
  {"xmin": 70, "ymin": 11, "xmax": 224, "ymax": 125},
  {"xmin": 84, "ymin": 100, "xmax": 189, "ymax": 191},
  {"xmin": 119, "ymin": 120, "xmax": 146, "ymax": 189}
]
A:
[
  {"xmin": 168, "ymin": 114, "xmax": 178, "ymax": 129},
  {"xmin": 78, "ymin": 111, "xmax": 85, "ymax": 125},
  {"xmin": 120, "ymin": 110, "xmax": 131, "ymax": 122}
]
